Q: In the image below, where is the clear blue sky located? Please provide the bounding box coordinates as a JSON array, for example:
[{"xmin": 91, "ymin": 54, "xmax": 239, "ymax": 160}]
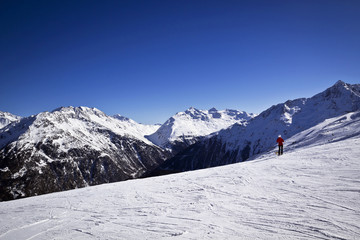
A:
[{"xmin": 1, "ymin": 0, "xmax": 359, "ymax": 124}]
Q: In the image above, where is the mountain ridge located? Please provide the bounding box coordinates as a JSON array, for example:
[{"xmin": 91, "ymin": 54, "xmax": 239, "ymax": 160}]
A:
[
  {"xmin": 156, "ymin": 80, "xmax": 360, "ymax": 172},
  {"xmin": 146, "ymin": 107, "xmax": 256, "ymax": 152},
  {"xmin": 1, "ymin": 80, "xmax": 359, "ymax": 200},
  {"xmin": 0, "ymin": 106, "xmax": 169, "ymax": 200},
  {"xmin": 0, "ymin": 111, "xmax": 22, "ymax": 129}
]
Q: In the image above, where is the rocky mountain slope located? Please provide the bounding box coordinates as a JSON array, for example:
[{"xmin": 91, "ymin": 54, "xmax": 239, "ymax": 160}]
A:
[
  {"xmin": 158, "ymin": 80, "xmax": 360, "ymax": 172},
  {"xmin": 0, "ymin": 107, "xmax": 169, "ymax": 201}
]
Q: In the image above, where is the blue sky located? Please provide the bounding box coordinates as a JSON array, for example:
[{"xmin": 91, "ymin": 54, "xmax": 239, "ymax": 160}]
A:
[{"xmin": 1, "ymin": 0, "xmax": 359, "ymax": 124}]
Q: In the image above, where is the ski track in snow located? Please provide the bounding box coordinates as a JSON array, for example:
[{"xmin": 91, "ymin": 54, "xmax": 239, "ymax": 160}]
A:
[{"xmin": 0, "ymin": 138, "xmax": 359, "ymax": 239}]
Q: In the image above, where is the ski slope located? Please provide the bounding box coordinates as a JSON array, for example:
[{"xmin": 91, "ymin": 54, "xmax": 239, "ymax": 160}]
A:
[{"xmin": 0, "ymin": 136, "xmax": 359, "ymax": 239}]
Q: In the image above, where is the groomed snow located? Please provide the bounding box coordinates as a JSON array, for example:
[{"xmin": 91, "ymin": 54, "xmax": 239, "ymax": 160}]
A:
[{"xmin": 0, "ymin": 136, "xmax": 359, "ymax": 239}]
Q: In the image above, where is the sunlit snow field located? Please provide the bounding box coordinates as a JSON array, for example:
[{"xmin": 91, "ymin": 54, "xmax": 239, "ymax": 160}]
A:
[{"xmin": 0, "ymin": 134, "xmax": 359, "ymax": 239}]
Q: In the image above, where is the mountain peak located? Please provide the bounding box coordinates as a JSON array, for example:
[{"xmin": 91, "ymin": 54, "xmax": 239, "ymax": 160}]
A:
[
  {"xmin": 147, "ymin": 107, "xmax": 255, "ymax": 150},
  {"xmin": 49, "ymin": 106, "xmax": 107, "ymax": 120},
  {"xmin": 316, "ymin": 80, "xmax": 360, "ymax": 104},
  {"xmin": 52, "ymin": 106, "xmax": 102, "ymax": 114},
  {"xmin": 0, "ymin": 111, "xmax": 22, "ymax": 129},
  {"xmin": 328, "ymin": 80, "xmax": 359, "ymax": 92},
  {"xmin": 335, "ymin": 80, "xmax": 345, "ymax": 86},
  {"xmin": 185, "ymin": 107, "xmax": 200, "ymax": 113},
  {"xmin": 0, "ymin": 109, "xmax": 168, "ymax": 201}
]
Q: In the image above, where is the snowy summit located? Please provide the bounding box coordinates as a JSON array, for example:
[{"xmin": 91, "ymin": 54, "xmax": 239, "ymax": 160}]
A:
[
  {"xmin": 0, "ymin": 111, "xmax": 22, "ymax": 129},
  {"xmin": 159, "ymin": 81, "xmax": 360, "ymax": 172},
  {"xmin": 0, "ymin": 106, "xmax": 168, "ymax": 200},
  {"xmin": 147, "ymin": 107, "xmax": 255, "ymax": 151}
]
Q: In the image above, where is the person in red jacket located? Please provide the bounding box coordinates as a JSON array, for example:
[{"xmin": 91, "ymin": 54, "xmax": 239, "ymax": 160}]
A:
[{"xmin": 276, "ymin": 135, "xmax": 284, "ymax": 155}]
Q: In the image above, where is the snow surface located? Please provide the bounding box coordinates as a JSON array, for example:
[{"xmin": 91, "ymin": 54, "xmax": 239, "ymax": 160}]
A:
[
  {"xmin": 0, "ymin": 131, "xmax": 359, "ymax": 239},
  {"xmin": 286, "ymin": 111, "xmax": 360, "ymax": 151}
]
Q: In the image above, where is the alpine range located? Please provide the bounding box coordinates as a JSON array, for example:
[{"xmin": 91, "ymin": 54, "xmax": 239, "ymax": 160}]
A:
[{"xmin": 0, "ymin": 80, "xmax": 360, "ymax": 239}]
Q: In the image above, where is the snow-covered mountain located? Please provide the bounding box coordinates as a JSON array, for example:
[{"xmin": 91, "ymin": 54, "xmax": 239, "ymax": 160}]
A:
[
  {"xmin": 146, "ymin": 107, "xmax": 255, "ymax": 152},
  {"xmin": 285, "ymin": 111, "xmax": 360, "ymax": 150},
  {"xmin": 0, "ymin": 107, "xmax": 169, "ymax": 201},
  {"xmin": 0, "ymin": 116, "xmax": 359, "ymax": 239},
  {"xmin": 1, "ymin": 81, "xmax": 359, "ymax": 201},
  {"xmin": 158, "ymin": 80, "xmax": 360, "ymax": 172},
  {"xmin": 0, "ymin": 111, "xmax": 22, "ymax": 129},
  {"xmin": 112, "ymin": 114, "xmax": 160, "ymax": 137}
]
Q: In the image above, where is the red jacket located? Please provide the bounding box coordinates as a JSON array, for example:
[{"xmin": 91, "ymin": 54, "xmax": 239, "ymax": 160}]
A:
[{"xmin": 277, "ymin": 137, "xmax": 284, "ymax": 146}]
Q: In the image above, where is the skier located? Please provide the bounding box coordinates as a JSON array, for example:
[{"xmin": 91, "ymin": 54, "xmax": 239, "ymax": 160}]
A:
[{"xmin": 276, "ymin": 135, "xmax": 284, "ymax": 155}]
